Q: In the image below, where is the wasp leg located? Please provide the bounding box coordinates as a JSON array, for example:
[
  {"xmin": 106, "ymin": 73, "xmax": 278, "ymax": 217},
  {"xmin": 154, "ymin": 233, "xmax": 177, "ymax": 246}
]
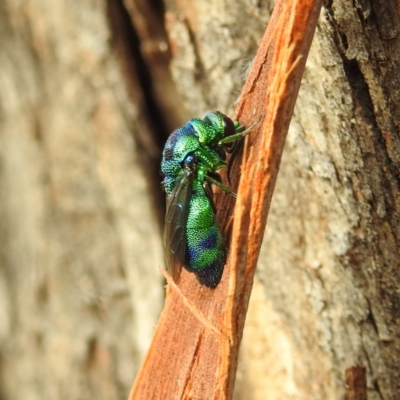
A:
[
  {"xmin": 205, "ymin": 174, "xmax": 237, "ymax": 198},
  {"xmin": 218, "ymin": 120, "xmax": 258, "ymax": 146}
]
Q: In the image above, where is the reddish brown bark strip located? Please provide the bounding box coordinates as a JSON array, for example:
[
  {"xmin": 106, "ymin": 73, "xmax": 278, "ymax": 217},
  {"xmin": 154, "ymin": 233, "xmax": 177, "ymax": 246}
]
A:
[
  {"xmin": 129, "ymin": 0, "xmax": 323, "ymax": 399},
  {"xmin": 345, "ymin": 366, "xmax": 368, "ymax": 400}
]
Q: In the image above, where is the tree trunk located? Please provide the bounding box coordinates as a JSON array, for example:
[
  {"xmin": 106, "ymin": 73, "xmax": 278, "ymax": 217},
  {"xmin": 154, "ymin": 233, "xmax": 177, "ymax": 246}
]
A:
[
  {"xmin": 237, "ymin": 1, "xmax": 400, "ymax": 399},
  {"xmin": 0, "ymin": 0, "xmax": 399, "ymax": 400},
  {"xmin": 0, "ymin": 1, "xmax": 165, "ymax": 399}
]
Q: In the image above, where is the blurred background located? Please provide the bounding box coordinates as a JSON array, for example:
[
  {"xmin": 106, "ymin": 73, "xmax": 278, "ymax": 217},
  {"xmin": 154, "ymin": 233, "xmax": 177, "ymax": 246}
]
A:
[{"xmin": 1, "ymin": 1, "xmax": 400, "ymax": 399}]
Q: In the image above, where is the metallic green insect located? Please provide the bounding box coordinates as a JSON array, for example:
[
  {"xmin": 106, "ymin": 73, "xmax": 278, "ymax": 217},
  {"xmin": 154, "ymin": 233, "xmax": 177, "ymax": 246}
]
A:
[{"xmin": 161, "ymin": 111, "xmax": 252, "ymax": 288}]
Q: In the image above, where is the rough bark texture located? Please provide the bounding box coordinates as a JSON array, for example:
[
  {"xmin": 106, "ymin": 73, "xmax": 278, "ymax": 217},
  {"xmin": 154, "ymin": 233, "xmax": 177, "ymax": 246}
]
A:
[
  {"xmin": 1, "ymin": 0, "xmax": 399, "ymax": 400},
  {"xmin": 0, "ymin": 1, "xmax": 164, "ymax": 399},
  {"xmin": 238, "ymin": 1, "xmax": 400, "ymax": 399}
]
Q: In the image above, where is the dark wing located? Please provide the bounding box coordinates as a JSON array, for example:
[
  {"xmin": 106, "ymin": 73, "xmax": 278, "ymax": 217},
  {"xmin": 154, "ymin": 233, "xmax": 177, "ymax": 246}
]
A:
[{"xmin": 164, "ymin": 170, "xmax": 194, "ymax": 283}]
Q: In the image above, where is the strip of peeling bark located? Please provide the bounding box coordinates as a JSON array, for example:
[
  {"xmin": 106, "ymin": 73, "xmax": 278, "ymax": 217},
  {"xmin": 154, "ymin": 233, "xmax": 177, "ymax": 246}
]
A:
[
  {"xmin": 345, "ymin": 366, "xmax": 367, "ymax": 400},
  {"xmin": 129, "ymin": 0, "xmax": 323, "ymax": 398}
]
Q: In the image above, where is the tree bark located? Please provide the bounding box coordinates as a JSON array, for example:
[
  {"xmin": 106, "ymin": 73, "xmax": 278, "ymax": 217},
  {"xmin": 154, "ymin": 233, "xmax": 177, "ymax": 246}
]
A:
[
  {"xmin": 238, "ymin": 1, "xmax": 400, "ymax": 399},
  {"xmin": 1, "ymin": 0, "xmax": 399, "ymax": 399},
  {"xmin": 0, "ymin": 1, "xmax": 164, "ymax": 399}
]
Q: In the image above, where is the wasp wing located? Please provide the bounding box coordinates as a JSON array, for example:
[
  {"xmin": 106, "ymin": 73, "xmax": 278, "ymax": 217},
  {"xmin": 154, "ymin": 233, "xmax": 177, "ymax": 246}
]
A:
[{"xmin": 164, "ymin": 170, "xmax": 194, "ymax": 283}]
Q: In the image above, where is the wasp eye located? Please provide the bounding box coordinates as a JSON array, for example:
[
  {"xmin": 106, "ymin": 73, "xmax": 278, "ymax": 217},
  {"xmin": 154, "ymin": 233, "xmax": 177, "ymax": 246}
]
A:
[
  {"xmin": 222, "ymin": 115, "xmax": 236, "ymax": 137},
  {"xmin": 183, "ymin": 152, "xmax": 197, "ymax": 168}
]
